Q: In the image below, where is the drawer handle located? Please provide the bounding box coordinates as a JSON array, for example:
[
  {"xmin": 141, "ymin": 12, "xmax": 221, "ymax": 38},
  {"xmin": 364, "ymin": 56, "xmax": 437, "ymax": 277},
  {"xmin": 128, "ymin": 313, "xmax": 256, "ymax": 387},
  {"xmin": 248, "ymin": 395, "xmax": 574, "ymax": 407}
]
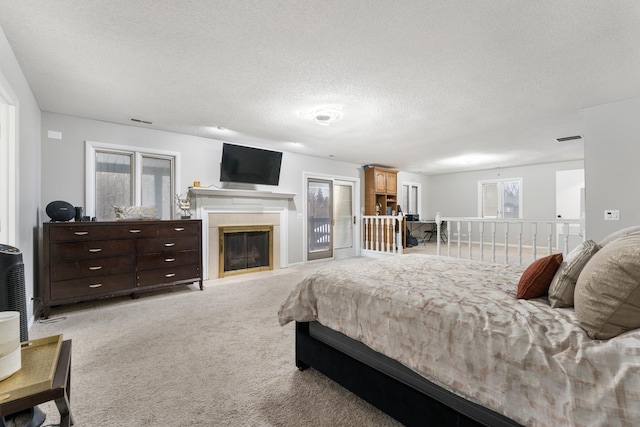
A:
[
  {"xmin": 129, "ymin": 229, "xmax": 142, "ymax": 233},
  {"xmin": 165, "ymin": 258, "xmax": 176, "ymax": 262},
  {"xmin": 88, "ymin": 266, "xmax": 103, "ymax": 271},
  {"xmin": 174, "ymin": 227, "xmax": 185, "ymax": 232},
  {"xmin": 88, "ymin": 248, "xmax": 102, "ymax": 253},
  {"xmin": 74, "ymin": 231, "xmax": 89, "ymax": 236},
  {"xmin": 165, "ymin": 273, "xmax": 176, "ymax": 278},
  {"xmin": 164, "ymin": 243, "xmax": 176, "ymax": 247},
  {"xmin": 88, "ymin": 283, "xmax": 103, "ymax": 288}
]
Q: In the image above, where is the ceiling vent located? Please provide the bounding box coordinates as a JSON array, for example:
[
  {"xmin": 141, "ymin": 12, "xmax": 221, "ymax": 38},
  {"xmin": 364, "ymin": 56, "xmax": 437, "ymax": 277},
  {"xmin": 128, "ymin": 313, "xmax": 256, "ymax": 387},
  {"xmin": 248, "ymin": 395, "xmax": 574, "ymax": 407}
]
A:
[
  {"xmin": 130, "ymin": 117, "xmax": 153, "ymax": 125},
  {"xmin": 556, "ymin": 135, "xmax": 582, "ymax": 142}
]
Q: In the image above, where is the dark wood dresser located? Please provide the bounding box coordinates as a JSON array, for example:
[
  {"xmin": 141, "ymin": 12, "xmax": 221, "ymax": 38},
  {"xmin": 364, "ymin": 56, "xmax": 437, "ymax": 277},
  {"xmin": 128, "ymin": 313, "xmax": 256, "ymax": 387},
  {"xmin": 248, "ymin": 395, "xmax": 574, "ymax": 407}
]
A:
[{"xmin": 41, "ymin": 219, "xmax": 203, "ymax": 318}]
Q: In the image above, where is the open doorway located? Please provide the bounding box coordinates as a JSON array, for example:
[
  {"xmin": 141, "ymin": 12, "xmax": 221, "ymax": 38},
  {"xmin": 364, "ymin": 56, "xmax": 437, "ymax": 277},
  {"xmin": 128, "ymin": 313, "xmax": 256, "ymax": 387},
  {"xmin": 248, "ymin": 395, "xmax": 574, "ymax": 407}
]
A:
[{"xmin": 556, "ymin": 169, "xmax": 585, "ymax": 252}]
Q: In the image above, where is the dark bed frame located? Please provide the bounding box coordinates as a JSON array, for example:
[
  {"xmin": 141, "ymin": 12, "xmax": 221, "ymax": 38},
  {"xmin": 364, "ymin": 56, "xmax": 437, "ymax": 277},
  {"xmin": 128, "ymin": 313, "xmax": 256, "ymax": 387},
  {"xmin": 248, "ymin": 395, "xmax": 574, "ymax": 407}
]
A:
[{"xmin": 295, "ymin": 321, "xmax": 522, "ymax": 427}]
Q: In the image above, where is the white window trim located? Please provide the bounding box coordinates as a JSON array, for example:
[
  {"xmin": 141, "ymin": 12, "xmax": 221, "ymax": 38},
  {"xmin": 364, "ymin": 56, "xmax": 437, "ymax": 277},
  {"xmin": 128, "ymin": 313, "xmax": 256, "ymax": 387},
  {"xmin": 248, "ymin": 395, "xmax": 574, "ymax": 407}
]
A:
[
  {"xmin": 85, "ymin": 140, "xmax": 181, "ymax": 218},
  {"xmin": 477, "ymin": 177, "xmax": 523, "ymax": 219},
  {"xmin": 0, "ymin": 82, "xmax": 17, "ymax": 246},
  {"xmin": 401, "ymin": 181, "xmax": 422, "ymax": 217}
]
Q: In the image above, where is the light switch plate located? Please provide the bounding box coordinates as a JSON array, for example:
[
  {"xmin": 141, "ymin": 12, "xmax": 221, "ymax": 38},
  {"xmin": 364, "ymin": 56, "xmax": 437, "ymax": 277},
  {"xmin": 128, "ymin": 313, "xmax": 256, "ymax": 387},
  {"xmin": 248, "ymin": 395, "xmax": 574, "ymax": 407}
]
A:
[
  {"xmin": 47, "ymin": 130, "xmax": 62, "ymax": 140},
  {"xmin": 604, "ymin": 210, "xmax": 620, "ymax": 220}
]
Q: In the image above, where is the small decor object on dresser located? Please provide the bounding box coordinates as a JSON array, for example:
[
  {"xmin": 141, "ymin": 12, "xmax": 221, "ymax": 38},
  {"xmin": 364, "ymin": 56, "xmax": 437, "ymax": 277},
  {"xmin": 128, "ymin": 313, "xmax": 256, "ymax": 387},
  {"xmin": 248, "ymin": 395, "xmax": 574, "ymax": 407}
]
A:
[
  {"xmin": 114, "ymin": 205, "xmax": 159, "ymax": 220},
  {"xmin": 45, "ymin": 201, "xmax": 76, "ymax": 222},
  {"xmin": 175, "ymin": 194, "xmax": 191, "ymax": 219}
]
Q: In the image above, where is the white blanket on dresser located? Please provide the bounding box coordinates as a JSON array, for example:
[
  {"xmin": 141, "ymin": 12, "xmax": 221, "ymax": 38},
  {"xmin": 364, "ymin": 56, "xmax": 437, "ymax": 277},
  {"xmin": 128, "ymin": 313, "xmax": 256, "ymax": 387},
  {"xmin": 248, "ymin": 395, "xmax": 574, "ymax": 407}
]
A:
[{"xmin": 278, "ymin": 254, "xmax": 640, "ymax": 427}]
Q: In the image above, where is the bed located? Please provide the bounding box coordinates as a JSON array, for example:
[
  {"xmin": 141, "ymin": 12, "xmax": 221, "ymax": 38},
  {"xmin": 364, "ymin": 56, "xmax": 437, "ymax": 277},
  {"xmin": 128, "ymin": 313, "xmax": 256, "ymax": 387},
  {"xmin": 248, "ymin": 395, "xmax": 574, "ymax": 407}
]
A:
[{"xmin": 278, "ymin": 232, "xmax": 640, "ymax": 427}]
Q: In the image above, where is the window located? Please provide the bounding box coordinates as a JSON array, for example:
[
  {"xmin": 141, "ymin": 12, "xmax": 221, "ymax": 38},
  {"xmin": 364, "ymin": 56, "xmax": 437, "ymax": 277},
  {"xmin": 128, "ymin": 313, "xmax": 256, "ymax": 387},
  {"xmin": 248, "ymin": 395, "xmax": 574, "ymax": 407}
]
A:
[
  {"xmin": 401, "ymin": 182, "xmax": 421, "ymax": 216},
  {"xmin": 478, "ymin": 178, "xmax": 522, "ymax": 219},
  {"xmin": 86, "ymin": 141, "xmax": 180, "ymax": 220}
]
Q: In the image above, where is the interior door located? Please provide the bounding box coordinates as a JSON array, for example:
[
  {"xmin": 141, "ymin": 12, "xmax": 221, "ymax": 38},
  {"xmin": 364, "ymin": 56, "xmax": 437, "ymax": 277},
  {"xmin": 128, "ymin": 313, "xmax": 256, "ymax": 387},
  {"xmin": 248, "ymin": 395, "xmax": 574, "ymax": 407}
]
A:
[
  {"xmin": 333, "ymin": 180, "xmax": 356, "ymax": 259},
  {"xmin": 307, "ymin": 178, "xmax": 333, "ymax": 260}
]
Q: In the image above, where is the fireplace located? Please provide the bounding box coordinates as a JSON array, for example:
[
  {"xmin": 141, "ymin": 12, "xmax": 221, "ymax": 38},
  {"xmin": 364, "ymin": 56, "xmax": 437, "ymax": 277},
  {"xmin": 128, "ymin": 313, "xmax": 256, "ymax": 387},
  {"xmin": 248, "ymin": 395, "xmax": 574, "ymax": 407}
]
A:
[{"xmin": 219, "ymin": 225, "xmax": 273, "ymax": 277}]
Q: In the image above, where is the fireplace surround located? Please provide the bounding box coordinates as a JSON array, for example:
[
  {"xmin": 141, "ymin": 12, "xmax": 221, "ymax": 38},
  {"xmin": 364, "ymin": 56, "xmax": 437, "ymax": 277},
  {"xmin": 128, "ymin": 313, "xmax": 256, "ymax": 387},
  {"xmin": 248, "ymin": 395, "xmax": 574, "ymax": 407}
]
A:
[{"xmin": 189, "ymin": 187, "xmax": 295, "ymax": 280}]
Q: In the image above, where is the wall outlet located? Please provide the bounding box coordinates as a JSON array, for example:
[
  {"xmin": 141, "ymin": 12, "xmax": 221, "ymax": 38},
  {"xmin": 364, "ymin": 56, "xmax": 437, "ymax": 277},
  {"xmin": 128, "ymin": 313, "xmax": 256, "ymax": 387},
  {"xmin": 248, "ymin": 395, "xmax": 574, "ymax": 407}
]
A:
[{"xmin": 604, "ymin": 210, "xmax": 620, "ymax": 220}]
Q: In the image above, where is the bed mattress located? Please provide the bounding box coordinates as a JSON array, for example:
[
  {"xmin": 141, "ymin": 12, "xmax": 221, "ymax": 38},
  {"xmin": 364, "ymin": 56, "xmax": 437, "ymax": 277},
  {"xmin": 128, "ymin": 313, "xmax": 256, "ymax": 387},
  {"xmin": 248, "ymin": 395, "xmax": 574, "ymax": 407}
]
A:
[{"xmin": 278, "ymin": 254, "xmax": 640, "ymax": 426}]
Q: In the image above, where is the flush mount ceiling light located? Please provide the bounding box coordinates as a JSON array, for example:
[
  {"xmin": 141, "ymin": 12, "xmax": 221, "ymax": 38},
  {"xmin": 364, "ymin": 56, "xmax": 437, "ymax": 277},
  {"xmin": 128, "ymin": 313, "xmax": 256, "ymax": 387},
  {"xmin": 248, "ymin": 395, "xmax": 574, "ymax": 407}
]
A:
[
  {"xmin": 438, "ymin": 153, "xmax": 503, "ymax": 166},
  {"xmin": 308, "ymin": 105, "xmax": 343, "ymax": 126}
]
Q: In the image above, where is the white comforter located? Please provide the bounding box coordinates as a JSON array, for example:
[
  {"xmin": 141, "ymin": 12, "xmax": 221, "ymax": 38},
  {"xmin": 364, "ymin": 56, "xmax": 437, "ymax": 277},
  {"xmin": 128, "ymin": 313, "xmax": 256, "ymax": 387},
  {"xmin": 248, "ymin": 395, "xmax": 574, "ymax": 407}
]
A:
[{"xmin": 278, "ymin": 254, "xmax": 640, "ymax": 427}]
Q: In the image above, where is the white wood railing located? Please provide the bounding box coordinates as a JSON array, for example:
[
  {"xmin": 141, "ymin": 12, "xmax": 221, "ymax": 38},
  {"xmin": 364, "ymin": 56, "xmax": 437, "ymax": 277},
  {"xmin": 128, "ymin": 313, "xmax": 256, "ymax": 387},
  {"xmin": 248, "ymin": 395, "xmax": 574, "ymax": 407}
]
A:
[
  {"xmin": 435, "ymin": 214, "xmax": 584, "ymax": 265},
  {"xmin": 362, "ymin": 214, "xmax": 404, "ymax": 256}
]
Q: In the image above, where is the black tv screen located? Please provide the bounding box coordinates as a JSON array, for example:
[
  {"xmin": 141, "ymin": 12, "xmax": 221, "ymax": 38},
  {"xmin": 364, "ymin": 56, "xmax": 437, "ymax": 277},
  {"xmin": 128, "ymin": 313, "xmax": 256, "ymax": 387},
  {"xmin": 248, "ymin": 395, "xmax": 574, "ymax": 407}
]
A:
[{"xmin": 220, "ymin": 143, "xmax": 283, "ymax": 186}]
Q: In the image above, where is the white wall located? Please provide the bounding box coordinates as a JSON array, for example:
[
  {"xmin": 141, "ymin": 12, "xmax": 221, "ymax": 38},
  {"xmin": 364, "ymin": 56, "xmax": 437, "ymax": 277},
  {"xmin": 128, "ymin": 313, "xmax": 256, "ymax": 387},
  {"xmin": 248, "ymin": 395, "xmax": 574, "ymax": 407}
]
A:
[
  {"xmin": 426, "ymin": 160, "xmax": 585, "ymax": 220},
  {"xmin": 41, "ymin": 112, "xmax": 365, "ymax": 265},
  {"xmin": 0, "ymin": 25, "xmax": 42, "ymax": 324},
  {"xmin": 584, "ymin": 96, "xmax": 640, "ymax": 241}
]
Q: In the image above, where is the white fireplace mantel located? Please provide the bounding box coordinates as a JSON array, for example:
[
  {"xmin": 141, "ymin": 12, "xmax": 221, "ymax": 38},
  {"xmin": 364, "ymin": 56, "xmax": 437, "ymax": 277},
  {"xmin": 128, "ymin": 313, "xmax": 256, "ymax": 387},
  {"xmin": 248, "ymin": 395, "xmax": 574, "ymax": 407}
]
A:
[{"xmin": 189, "ymin": 187, "xmax": 296, "ymax": 200}]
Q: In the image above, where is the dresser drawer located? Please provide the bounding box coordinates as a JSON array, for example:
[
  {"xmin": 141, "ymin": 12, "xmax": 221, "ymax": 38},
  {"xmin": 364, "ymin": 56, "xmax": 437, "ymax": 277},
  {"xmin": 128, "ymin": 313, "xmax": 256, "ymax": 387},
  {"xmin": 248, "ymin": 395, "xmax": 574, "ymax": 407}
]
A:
[
  {"xmin": 50, "ymin": 273, "xmax": 135, "ymax": 300},
  {"xmin": 48, "ymin": 223, "xmax": 158, "ymax": 242},
  {"xmin": 136, "ymin": 235, "xmax": 199, "ymax": 254},
  {"xmin": 136, "ymin": 250, "xmax": 200, "ymax": 271},
  {"xmin": 50, "ymin": 256, "xmax": 135, "ymax": 281},
  {"xmin": 136, "ymin": 264, "xmax": 200, "ymax": 287},
  {"xmin": 157, "ymin": 221, "xmax": 199, "ymax": 236},
  {"xmin": 50, "ymin": 239, "xmax": 134, "ymax": 262}
]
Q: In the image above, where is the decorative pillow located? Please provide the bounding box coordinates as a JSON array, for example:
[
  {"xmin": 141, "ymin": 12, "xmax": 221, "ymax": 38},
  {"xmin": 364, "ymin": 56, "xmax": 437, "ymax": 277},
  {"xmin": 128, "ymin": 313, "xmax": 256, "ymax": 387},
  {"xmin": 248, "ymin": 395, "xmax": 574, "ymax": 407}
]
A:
[
  {"xmin": 574, "ymin": 234, "xmax": 640, "ymax": 340},
  {"xmin": 114, "ymin": 205, "xmax": 159, "ymax": 220},
  {"xmin": 598, "ymin": 225, "xmax": 640, "ymax": 247},
  {"xmin": 548, "ymin": 240, "xmax": 600, "ymax": 308},
  {"xmin": 516, "ymin": 253, "xmax": 563, "ymax": 299}
]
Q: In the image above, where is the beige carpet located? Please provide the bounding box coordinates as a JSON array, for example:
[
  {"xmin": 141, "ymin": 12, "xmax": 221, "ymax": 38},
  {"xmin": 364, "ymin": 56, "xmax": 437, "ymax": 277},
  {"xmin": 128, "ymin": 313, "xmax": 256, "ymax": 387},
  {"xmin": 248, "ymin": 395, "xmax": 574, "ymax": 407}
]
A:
[{"xmin": 30, "ymin": 257, "xmax": 402, "ymax": 427}]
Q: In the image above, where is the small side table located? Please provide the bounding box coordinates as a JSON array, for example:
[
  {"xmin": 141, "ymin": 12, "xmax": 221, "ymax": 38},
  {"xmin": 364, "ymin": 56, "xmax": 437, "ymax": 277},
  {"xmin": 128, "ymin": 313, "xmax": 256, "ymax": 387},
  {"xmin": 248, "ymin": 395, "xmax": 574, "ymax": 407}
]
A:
[{"xmin": 0, "ymin": 339, "xmax": 73, "ymax": 426}]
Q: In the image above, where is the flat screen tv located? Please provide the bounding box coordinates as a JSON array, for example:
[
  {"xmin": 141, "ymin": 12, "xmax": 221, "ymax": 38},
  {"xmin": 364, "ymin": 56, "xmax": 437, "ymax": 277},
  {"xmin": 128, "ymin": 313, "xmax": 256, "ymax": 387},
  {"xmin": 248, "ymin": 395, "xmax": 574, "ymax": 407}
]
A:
[{"xmin": 220, "ymin": 143, "xmax": 283, "ymax": 186}]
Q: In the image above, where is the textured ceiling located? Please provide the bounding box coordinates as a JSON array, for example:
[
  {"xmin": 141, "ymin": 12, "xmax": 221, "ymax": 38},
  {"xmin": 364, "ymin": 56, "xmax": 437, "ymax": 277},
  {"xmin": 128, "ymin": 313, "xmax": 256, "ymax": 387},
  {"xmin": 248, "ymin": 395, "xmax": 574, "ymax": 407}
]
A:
[{"xmin": 1, "ymin": 1, "xmax": 639, "ymax": 174}]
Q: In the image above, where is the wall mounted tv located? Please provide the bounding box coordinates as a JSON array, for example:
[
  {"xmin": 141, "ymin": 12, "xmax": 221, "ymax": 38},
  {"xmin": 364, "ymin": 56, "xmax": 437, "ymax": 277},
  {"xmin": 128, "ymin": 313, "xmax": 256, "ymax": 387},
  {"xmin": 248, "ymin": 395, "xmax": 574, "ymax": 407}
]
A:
[{"xmin": 220, "ymin": 143, "xmax": 283, "ymax": 186}]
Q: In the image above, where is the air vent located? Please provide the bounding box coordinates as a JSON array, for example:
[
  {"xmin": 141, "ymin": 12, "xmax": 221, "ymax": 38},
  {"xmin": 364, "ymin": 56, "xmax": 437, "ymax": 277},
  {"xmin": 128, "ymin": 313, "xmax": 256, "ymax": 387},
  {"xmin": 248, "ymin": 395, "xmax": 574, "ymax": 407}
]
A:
[
  {"xmin": 556, "ymin": 135, "xmax": 583, "ymax": 142},
  {"xmin": 130, "ymin": 117, "xmax": 153, "ymax": 125}
]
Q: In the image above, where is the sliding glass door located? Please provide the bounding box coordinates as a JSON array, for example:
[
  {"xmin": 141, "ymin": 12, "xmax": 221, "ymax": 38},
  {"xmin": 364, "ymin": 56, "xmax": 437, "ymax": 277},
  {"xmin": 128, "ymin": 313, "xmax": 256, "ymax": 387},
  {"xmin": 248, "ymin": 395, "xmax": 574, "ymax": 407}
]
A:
[
  {"xmin": 307, "ymin": 178, "xmax": 333, "ymax": 260},
  {"xmin": 306, "ymin": 177, "xmax": 356, "ymax": 261}
]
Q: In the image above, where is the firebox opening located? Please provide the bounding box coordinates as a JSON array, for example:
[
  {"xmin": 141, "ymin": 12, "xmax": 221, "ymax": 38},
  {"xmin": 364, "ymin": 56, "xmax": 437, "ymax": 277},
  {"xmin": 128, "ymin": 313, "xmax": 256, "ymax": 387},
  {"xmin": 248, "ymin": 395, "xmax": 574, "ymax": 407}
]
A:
[{"xmin": 219, "ymin": 225, "xmax": 273, "ymax": 278}]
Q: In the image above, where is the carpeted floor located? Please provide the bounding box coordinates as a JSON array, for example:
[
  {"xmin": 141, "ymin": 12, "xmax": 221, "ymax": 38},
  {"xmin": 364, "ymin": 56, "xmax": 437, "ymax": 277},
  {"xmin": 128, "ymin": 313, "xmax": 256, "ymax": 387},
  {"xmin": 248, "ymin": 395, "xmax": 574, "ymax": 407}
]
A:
[{"xmin": 29, "ymin": 257, "xmax": 402, "ymax": 427}]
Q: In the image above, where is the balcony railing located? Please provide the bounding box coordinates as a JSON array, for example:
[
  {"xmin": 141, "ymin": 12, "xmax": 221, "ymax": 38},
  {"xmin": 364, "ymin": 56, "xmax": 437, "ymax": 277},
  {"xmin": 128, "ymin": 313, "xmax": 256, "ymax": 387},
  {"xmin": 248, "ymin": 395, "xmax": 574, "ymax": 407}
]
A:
[
  {"xmin": 360, "ymin": 213, "xmax": 584, "ymax": 265},
  {"xmin": 362, "ymin": 214, "xmax": 404, "ymax": 256},
  {"xmin": 435, "ymin": 214, "xmax": 584, "ymax": 265}
]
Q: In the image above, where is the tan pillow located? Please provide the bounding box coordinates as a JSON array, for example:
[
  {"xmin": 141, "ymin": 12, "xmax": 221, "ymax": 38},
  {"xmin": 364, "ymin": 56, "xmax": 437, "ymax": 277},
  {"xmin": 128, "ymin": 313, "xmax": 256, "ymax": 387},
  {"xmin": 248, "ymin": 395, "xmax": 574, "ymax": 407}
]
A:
[
  {"xmin": 548, "ymin": 240, "xmax": 600, "ymax": 308},
  {"xmin": 598, "ymin": 225, "xmax": 640, "ymax": 247},
  {"xmin": 517, "ymin": 253, "xmax": 563, "ymax": 299},
  {"xmin": 574, "ymin": 234, "xmax": 640, "ymax": 339}
]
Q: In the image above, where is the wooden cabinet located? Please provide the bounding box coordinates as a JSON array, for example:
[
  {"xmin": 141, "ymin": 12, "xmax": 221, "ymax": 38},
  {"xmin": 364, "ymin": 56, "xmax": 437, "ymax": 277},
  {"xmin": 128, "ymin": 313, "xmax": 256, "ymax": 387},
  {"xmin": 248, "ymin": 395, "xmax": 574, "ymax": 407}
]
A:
[
  {"xmin": 364, "ymin": 166, "xmax": 406, "ymax": 248},
  {"xmin": 42, "ymin": 220, "xmax": 202, "ymax": 318},
  {"xmin": 365, "ymin": 166, "xmax": 398, "ymax": 215},
  {"xmin": 374, "ymin": 168, "xmax": 397, "ymax": 195}
]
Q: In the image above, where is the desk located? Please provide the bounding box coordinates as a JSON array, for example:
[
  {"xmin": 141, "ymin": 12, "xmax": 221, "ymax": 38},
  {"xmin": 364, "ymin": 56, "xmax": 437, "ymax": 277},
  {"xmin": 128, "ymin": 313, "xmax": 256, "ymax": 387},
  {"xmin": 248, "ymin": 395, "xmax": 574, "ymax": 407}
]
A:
[
  {"xmin": 406, "ymin": 220, "xmax": 447, "ymax": 244},
  {"xmin": 0, "ymin": 340, "xmax": 73, "ymax": 426}
]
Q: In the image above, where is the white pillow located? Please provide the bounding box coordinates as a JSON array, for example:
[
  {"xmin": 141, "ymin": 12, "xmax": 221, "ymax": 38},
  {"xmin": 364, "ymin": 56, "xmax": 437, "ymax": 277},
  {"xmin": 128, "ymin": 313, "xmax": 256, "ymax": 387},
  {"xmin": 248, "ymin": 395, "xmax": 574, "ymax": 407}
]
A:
[{"xmin": 548, "ymin": 240, "xmax": 600, "ymax": 308}]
